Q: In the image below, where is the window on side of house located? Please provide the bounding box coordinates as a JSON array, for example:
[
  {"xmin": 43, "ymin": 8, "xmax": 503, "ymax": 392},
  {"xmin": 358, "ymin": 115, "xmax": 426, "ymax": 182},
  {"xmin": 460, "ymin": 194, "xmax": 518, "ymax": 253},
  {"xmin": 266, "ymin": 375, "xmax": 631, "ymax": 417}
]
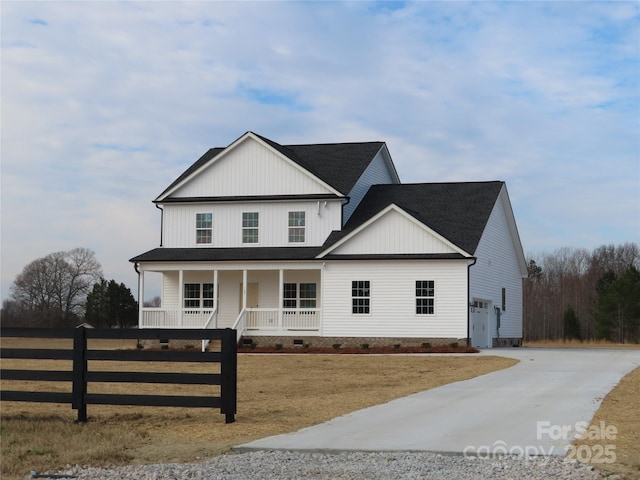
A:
[
  {"xmin": 416, "ymin": 280, "xmax": 435, "ymax": 315},
  {"xmin": 184, "ymin": 283, "xmax": 214, "ymax": 309},
  {"xmin": 288, "ymin": 211, "xmax": 306, "ymax": 243},
  {"xmin": 195, "ymin": 213, "xmax": 212, "ymax": 244},
  {"xmin": 242, "ymin": 212, "xmax": 259, "ymax": 244},
  {"xmin": 352, "ymin": 280, "xmax": 370, "ymax": 314},
  {"xmin": 502, "ymin": 288, "xmax": 506, "ymax": 311},
  {"xmin": 282, "ymin": 283, "xmax": 317, "ymax": 309}
]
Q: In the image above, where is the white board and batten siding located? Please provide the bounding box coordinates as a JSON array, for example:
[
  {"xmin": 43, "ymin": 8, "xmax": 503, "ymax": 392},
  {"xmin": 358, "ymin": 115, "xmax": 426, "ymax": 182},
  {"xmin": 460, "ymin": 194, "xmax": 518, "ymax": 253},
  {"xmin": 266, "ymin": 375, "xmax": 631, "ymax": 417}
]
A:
[
  {"xmin": 322, "ymin": 260, "xmax": 468, "ymax": 338},
  {"xmin": 162, "ymin": 200, "xmax": 342, "ymax": 248},
  {"xmin": 344, "ymin": 148, "xmax": 399, "ymax": 223},
  {"xmin": 470, "ymin": 187, "xmax": 526, "ymax": 340},
  {"xmin": 330, "ymin": 208, "xmax": 460, "ymax": 256},
  {"xmin": 171, "ymin": 137, "xmax": 337, "ymax": 199}
]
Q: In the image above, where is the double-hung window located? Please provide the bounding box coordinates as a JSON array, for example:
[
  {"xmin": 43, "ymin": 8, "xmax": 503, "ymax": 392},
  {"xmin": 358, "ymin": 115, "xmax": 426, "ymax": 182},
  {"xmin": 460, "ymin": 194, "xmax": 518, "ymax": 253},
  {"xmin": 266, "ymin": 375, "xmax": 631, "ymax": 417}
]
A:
[
  {"xmin": 184, "ymin": 283, "xmax": 214, "ymax": 309},
  {"xmin": 242, "ymin": 212, "xmax": 259, "ymax": 244},
  {"xmin": 283, "ymin": 283, "xmax": 317, "ymax": 309},
  {"xmin": 352, "ymin": 281, "xmax": 370, "ymax": 314},
  {"xmin": 288, "ymin": 211, "xmax": 305, "ymax": 243},
  {"xmin": 195, "ymin": 213, "xmax": 212, "ymax": 244},
  {"xmin": 416, "ymin": 280, "xmax": 435, "ymax": 315}
]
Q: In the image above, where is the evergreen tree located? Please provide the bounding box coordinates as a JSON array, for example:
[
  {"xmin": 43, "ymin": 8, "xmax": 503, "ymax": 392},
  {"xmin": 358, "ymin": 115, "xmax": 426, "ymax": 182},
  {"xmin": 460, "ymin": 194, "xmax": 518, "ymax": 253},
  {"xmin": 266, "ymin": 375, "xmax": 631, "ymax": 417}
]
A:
[
  {"xmin": 85, "ymin": 278, "xmax": 138, "ymax": 328},
  {"xmin": 595, "ymin": 266, "xmax": 640, "ymax": 343},
  {"xmin": 562, "ymin": 306, "xmax": 581, "ymax": 341}
]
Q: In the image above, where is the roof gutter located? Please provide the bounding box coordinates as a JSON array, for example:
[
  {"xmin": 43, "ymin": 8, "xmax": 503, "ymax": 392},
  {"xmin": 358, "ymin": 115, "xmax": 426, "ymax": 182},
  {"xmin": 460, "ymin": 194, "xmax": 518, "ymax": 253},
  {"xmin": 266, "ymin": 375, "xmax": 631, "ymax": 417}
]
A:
[
  {"xmin": 467, "ymin": 257, "xmax": 477, "ymax": 348},
  {"xmin": 155, "ymin": 203, "xmax": 164, "ymax": 247}
]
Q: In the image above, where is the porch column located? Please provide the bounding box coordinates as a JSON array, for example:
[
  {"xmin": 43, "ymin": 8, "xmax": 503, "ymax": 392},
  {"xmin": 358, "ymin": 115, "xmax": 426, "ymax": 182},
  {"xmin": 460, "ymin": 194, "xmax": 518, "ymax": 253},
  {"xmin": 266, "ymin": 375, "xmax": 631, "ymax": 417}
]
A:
[
  {"xmin": 138, "ymin": 269, "xmax": 145, "ymax": 328},
  {"xmin": 213, "ymin": 269, "xmax": 218, "ymax": 328},
  {"xmin": 242, "ymin": 269, "xmax": 247, "ymax": 311},
  {"xmin": 178, "ymin": 270, "xmax": 184, "ymax": 327},
  {"xmin": 278, "ymin": 269, "xmax": 284, "ymax": 330}
]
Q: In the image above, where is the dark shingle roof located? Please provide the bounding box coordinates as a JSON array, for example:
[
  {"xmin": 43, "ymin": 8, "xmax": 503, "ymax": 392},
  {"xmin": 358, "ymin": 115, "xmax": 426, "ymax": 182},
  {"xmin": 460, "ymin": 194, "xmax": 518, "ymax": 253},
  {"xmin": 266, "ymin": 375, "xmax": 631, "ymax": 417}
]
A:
[
  {"xmin": 156, "ymin": 133, "xmax": 386, "ymax": 201},
  {"xmin": 129, "ymin": 247, "xmax": 466, "ymax": 263},
  {"xmin": 130, "ymin": 247, "xmax": 325, "ymax": 263},
  {"xmin": 333, "ymin": 182, "xmax": 504, "ymax": 255},
  {"xmin": 253, "ymin": 133, "xmax": 386, "ymax": 195}
]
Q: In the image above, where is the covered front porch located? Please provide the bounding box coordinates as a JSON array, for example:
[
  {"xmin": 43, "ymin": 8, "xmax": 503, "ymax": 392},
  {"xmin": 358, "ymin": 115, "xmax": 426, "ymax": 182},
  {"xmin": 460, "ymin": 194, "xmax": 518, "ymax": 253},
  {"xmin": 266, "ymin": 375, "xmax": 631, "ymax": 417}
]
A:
[{"xmin": 137, "ymin": 264, "xmax": 322, "ymax": 339}]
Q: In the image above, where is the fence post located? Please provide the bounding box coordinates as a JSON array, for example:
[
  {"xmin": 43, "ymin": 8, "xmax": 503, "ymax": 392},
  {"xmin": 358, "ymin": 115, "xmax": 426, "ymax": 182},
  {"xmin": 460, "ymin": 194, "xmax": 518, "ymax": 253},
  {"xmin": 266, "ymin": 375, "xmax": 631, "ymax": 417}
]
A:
[
  {"xmin": 220, "ymin": 328, "xmax": 237, "ymax": 423},
  {"xmin": 72, "ymin": 326, "xmax": 88, "ymax": 422}
]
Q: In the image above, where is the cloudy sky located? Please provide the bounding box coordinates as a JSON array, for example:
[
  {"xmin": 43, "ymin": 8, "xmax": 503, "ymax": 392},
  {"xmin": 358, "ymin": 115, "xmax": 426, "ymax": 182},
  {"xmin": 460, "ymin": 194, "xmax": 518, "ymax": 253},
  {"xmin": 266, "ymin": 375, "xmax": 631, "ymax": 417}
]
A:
[{"xmin": 2, "ymin": 1, "xmax": 639, "ymax": 301}]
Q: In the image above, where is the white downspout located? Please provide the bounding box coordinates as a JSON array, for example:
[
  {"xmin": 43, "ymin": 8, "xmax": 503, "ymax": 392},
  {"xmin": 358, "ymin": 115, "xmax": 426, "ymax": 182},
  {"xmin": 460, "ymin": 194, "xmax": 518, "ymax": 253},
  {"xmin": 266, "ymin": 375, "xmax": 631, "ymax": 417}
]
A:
[
  {"xmin": 178, "ymin": 270, "xmax": 184, "ymax": 327},
  {"xmin": 278, "ymin": 269, "xmax": 284, "ymax": 330},
  {"xmin": 213, "ymin": 269, "xmax": 218, "ymax": 328}
]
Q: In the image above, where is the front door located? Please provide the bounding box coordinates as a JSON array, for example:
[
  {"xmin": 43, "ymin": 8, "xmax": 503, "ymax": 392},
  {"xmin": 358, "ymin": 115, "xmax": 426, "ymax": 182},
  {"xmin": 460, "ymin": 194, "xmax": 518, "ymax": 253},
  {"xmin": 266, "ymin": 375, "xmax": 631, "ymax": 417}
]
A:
[
  {"xmin": 471, "ymin": 300, "xmax": 490, "ymax": 348},
  {"xmin": 239, "ymin": 283, "xmax": 259, "ymax": 311}
]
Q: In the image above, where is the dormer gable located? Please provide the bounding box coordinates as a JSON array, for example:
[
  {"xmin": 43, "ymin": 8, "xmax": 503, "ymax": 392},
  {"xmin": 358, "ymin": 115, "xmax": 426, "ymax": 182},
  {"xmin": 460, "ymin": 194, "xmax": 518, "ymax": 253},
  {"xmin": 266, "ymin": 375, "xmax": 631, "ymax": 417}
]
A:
[{"xmin": 319, "ymin": 204, "xmax": 470, "ymax": 257}]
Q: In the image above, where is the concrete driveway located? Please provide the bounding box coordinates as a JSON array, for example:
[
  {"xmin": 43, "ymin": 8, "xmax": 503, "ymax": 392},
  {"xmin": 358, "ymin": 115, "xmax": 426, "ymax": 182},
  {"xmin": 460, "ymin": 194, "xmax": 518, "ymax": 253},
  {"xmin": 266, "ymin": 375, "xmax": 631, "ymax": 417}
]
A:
[{"xmin": 237, "ymin": 348, "xmax": 640, "ymax": 456}]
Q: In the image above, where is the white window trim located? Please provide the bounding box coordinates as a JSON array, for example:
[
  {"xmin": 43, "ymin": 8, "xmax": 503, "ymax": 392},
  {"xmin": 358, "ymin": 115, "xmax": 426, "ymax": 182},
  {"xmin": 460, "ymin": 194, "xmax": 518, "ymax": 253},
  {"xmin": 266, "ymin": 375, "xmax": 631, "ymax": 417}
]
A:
[
  {"xmin": 242, "ymin": 212, "xmax": 259, "ymax": 244},
  {"xmin": 195, "ymin": 213, "xmax": 213, "ymax": 245},
  {"xmin": 283, "ymin": 282, "xmax": 317, "ymax": 309},
  {"xmin": 288, "ymin": 211, "xmax": 306, "ymax": 244},
  {"xmin": 183, "ymin": 283, "xmax": 214, "ymax": 309}
]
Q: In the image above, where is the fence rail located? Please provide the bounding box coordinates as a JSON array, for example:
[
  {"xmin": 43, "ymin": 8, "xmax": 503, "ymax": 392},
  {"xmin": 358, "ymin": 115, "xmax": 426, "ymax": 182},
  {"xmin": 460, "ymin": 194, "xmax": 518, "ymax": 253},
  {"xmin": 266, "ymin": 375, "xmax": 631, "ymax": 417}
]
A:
[{"xmin": 0, "ymin": 327, "xmax": 237, "ymax": 423}]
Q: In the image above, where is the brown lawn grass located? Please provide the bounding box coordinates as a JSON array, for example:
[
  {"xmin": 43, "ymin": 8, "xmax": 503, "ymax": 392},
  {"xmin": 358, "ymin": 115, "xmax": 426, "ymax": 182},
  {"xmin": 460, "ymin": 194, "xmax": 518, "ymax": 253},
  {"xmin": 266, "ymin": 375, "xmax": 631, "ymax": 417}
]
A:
[
  {"xmin": 573, "ymin": 366, "xmax": 640, "ymax": 479},
  {"xmin": 1, "ymin": 337, "xmax": 514, "ymax": 479},
  {"xmin": 524, "ymin": 339, "xmax": 640, "ymax": 350}
]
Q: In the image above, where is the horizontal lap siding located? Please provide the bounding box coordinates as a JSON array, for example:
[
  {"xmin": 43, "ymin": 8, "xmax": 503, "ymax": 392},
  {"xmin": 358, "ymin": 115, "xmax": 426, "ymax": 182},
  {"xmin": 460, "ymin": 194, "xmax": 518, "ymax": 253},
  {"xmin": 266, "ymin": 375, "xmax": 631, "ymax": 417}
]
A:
[
  {"xmin": 321, "ymin": 261, "xmax": 468, "ymax": 338},
  {"xmin": 471, "ymin": 189, "xmax": 523, "ymax": 339},
  {"xmin": 344, "ymin": 150, "xmax": 398, "ymax": 223}
]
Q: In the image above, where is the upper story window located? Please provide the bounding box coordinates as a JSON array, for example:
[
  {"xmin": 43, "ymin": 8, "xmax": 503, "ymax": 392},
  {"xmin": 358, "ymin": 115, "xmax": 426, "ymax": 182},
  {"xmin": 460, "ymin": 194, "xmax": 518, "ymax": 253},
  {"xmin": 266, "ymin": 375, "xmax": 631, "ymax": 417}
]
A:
[
  {"xmin": 288, "ymin": 211, "xmax": 306, "ymax": 243},
  {"xmin": 195, "ymin": 213, "xmax": 212, "ymax": 244},
  {"xmin": 416, "ymin": 280, "xmax": 435, "ymax": 315},
  {"xmin": 352, "ymin": 280, "xmax": 370, "ymax": 314},
  {"xmin": 242, "ymin": 212, "xmax": 259, "ymax": 244}
]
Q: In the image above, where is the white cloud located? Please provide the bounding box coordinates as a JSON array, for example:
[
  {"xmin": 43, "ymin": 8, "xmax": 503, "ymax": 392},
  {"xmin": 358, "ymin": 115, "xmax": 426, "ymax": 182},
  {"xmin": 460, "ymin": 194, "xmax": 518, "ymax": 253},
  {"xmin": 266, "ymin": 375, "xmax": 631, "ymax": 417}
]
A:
[{"xmin": 1, "ymin": 1, "xmax": 638, "ymax": 300}]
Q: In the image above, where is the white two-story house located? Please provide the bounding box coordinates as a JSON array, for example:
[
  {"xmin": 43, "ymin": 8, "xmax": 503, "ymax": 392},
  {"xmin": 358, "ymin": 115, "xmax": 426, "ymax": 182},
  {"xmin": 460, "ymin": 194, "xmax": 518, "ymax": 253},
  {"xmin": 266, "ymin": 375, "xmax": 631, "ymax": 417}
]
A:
[{"xmin": 130, "ymin": 131, "xmax": 527, "ymax": 348}]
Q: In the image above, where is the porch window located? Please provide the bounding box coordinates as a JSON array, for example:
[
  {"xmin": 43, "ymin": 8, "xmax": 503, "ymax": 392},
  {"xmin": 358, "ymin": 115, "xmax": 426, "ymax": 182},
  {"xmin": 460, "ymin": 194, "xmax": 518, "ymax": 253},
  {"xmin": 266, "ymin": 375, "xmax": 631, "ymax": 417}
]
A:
[
  {"xmin": 195, "ymin": 213, "xmax": 212, "ymax": 244},
  {"xmin": 288, "ymin": 211, "xmax": 305, "ymax": 243},
  {"xmin": 352, "ymin": 280, "xmax": 370, "ymax": 314},
  {"xmin": 184, "ymin": 283, "xmax": 214, "ymax": 309},
  {"xmin": 283, "ymin": 283, "xmax": 297, "ymax": 308},
  {"xmin": 242, "ymin": 212, "xmax": 259, "ymax": 244},
  {"xmin": 283, "ymin": 283, "xmax": 316, "ymax": 308},
  {"xmin": 416, "ymin": 280, "xmax": 435, "ymax": 315}
]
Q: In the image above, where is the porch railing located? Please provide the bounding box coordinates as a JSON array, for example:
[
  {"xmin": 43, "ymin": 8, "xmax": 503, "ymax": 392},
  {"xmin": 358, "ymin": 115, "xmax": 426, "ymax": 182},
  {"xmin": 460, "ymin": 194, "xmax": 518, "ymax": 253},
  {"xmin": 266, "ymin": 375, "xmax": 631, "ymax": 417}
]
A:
[
  {"xmin": 201, "ymin": 308, "xmax": 219, "ymax": 352},
  {"xmin": 140, "ymin": 308, "xmax": 214, "ymax": 329},
  {"xmin": 232, "ymin": 309, "xmax": 247, "ymax": 344},
  {"xmin": 142, "ymin": 307, "xmax": 321, "ymax": 342},
  {"xmin": 246, "ymin": 308, "xmax": 320, "ymax": 332}
]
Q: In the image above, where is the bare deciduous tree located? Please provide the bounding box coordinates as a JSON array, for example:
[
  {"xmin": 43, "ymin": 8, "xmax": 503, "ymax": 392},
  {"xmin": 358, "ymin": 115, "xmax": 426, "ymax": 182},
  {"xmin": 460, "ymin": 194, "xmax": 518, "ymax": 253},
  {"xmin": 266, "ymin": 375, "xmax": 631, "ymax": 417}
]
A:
[
  {"xmin": 524, "ymin": 243, "xmax": 640, "ymax": 343},
  {"xmin": 8, "ymin": 248, "xmax": 103, "ymax": 327}
]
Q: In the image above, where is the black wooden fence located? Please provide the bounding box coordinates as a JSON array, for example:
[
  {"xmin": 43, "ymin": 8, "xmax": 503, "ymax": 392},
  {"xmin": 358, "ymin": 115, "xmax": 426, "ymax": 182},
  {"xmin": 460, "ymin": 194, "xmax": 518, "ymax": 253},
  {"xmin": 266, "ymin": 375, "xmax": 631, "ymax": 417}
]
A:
[{"xmin": 0, "ymin": 327, "xmax": 237, "ymax": 423}]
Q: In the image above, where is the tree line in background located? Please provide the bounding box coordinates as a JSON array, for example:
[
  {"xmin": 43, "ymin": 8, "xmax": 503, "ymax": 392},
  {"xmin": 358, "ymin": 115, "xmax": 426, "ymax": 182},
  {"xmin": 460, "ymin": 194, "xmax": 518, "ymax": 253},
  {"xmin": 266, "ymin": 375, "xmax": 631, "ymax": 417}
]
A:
[
  {"xmin": 524, "ymin": 242, "xmax": 640, "ymax": 343},
  {"xmin": 1, "ymin": 248, "xmax": 137, "ymax": 328}
]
